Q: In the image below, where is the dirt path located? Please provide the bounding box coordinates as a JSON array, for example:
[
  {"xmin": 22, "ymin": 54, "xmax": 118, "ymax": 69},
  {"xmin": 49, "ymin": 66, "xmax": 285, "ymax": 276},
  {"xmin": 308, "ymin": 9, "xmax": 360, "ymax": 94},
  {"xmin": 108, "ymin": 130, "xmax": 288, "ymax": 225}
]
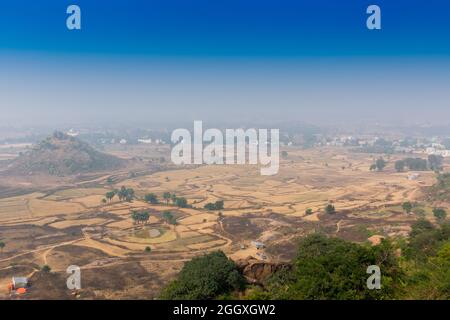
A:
[
  {"xmin": 0, "ymin": 238, "xmax": 83, "ymax": 264},
  {"xmin": 336, "ymin": 219, "xmax": 343, "ymax": 233}
]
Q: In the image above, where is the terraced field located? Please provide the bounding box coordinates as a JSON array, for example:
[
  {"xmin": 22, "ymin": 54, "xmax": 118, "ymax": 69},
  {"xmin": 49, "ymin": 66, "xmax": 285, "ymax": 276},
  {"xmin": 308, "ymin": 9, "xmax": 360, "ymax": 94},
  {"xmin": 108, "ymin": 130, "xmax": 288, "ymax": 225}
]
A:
[{"xmin": 0, "ymin": 147, "xmax": 443, "ymax": 299}]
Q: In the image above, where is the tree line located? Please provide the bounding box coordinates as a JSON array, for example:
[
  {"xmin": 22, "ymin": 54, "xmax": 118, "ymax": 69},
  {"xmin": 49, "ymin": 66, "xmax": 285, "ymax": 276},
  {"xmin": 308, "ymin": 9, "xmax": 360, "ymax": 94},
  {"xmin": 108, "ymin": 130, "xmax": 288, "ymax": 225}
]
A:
[{"xmin": 160, "ymin": 218, "xmax": 450, "ymax": 300}]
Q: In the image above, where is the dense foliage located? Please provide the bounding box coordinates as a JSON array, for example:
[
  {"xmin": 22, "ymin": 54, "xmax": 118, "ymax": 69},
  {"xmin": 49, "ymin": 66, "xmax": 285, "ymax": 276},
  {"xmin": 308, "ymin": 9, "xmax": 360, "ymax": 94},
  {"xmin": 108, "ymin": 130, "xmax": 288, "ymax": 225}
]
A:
[
  {"xmin": 160, "ymin": 221, "xmax": 450, "ymax": 300},
  {"xmin": 204, "ymin": 200, "xmax": 224, "ymax": 210},
  {"xmin": 249, "ymin": 234, "xmax": 403, "ymax": 300},
  {"xmin": 402, "ymin": 220, "xmax": 450, "ymax": 299},
  {"xmin": 160, "ymin": 251, "xmax": 245, "ymax": 300}
]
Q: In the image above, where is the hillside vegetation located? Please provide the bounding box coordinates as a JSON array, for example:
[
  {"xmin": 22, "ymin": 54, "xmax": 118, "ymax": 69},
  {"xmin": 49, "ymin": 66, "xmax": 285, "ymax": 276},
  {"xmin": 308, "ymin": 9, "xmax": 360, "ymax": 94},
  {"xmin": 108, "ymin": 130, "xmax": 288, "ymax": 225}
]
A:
[
  {"xmin": 161, "ymin": 221, "xmax": 450, "ymax": 300},
  {"xmin": 8, "ymin": 131, "xmax": 125, "ymax": 176}
]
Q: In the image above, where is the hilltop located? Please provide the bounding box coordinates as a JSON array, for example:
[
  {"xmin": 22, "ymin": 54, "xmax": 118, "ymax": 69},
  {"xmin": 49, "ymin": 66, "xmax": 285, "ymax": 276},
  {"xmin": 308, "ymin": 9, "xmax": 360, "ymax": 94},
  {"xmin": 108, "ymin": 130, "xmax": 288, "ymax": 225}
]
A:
[{"xmin": 7, "ymin": 131, "xmax": 125, "ymax": 176}]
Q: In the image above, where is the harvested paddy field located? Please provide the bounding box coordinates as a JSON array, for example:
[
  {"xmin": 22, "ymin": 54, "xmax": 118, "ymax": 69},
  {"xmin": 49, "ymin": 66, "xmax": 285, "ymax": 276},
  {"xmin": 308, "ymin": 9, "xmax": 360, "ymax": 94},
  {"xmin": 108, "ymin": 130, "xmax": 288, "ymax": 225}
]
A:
[{"xmin": 0, "ymin": 147, "xmax": 443, "ymax": 299}]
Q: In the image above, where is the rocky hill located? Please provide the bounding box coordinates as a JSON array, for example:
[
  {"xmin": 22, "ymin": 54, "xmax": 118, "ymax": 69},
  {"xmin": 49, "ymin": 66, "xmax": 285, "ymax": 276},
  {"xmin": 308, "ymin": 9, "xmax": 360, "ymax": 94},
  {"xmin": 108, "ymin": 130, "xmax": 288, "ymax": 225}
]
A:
[{"xmin": 7, "ymin": 131, "xmax": 125, "ymax": 176}]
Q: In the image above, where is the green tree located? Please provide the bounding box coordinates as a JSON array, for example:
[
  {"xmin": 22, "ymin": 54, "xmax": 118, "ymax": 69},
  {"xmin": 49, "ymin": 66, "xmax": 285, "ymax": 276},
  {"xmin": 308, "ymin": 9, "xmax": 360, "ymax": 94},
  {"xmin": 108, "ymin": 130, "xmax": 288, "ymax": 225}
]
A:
[
  {"xmin": 428, "ymin": 154, "xmax": 444, "ymax": 172},
  {"xmin": 0, "ymin": 241, "xmax": 5, "ymax": 253},
  {"xmin": 375, "ymin": 158, "xmax": 387, "ymax": 171},
  {"xmin": 259, "ymin": 234, "xmax": 402, "ymax": 299},
  {"xmin": 163, "ymin": 192, "xmax": 171, "ymax": 205},
  {"xmin": 204, "ymin": 200, "xmax": 224, "ymax": 211},
  {"xmin": 433, "ymin": 208, "xmax": 447, "ymax": 221},
  {"xmin": 145, "ymin": 246, "xmax": 152, "ymax": 253},
  {"xmin": 215, "ymin": 200, "xmax": 224, "ymax": 210},
  {"xmin": 131, "ymin": 210, "xmax": 150, "ymax": 224},
  {"xmin": 402, "ymin": 202, "xmax": 413, "ymax": 214},
  {"xmin": 144, "ymin": 193, "xmax": 159, "ymax": 204},
  {"xmin": 41, "ymin": 265, "xmax": 51, "ymax": 273},
  {"xmin": 325, "ymin": 204, "xmax": 336, "ymax": 215},
  {"xmin": 405, "ymin": 219, "xmax": 449, "ymax": 260},
  {"xmin": 395, "ymin": 160, "xmax": 405, "ymax": 172},
  {"xmin": 404, "ymin": 223, "xmax": 450, "ymax": 299},
  {"xmin": 162, "ymin": 211, "xmax": 177, "ymax": 225},
  {"xmin": 105, "ymin": 190, "xmax": 116, "ymax": 201},
  {"xmin": 160, "ymin": 251, "xmax": 245, "ymax": 299},
  {"xmin": 116, "ymin": 186, "xmax": 135, "ymax": 202},
  {"xmin": 175, "ymin": 197, "xmax": 188, "ymax": 208},
  {"xmin": 131, "ymin": 210, "xmax": 140, "ymax": 224},
  {"xmin": 305, "ymin": 208, "xmax": 313, "ymax": 215}
]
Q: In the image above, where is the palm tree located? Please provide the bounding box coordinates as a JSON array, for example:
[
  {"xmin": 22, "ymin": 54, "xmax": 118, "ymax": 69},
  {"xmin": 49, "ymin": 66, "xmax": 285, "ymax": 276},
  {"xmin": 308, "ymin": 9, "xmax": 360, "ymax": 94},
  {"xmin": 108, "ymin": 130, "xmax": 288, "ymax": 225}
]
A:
[
  {"xmin": 131, "ymin": 211, "xmax": 139, "ymax": 225},
  {"xmin": 163, "ymin": 192, "xmax": 171, "ymax": 205},
  {"xmin": 118, "ymin": 186, "xmax": 127, "ymax": 201},
  {"xmin": 125, "ymin": 188, "xmax": 135, "ymax": 202},
  {"xmin": 105, "ymin": 190, "xmax": 116, "ymax": 201}
]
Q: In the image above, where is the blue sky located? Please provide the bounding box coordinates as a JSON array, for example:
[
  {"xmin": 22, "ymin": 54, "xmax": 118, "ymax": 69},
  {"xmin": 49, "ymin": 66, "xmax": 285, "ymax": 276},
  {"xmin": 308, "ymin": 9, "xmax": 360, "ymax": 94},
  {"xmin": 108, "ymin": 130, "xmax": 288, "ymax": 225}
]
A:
[
  {"xmin": 1, "ymin": 0, "xmax": 450, "ymax": 125},
  {"xmin": 2, "ymin": 0, "xmax": 450, "ymax": 56}
]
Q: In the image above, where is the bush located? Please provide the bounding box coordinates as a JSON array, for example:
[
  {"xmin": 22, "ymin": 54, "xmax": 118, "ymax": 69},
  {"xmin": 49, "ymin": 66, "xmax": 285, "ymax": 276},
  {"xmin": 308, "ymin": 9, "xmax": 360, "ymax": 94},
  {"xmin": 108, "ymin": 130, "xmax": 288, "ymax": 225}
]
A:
[
  {"xmin": 325, "ymin": 204, "xmax": 336, "ymax": 215},
  {"xmin": 204, "ymin": 200, "xmax": 224, "ymax": 211},
  {"xmin": 160, "ymin": 251, "xmax": 245, "ymax": 300},
  {"xmin": 41, "ymin": 265, "xmax": 52, "ymax": 273},
  {"xmin": 175, "ymin": 197, "xmax": 188, "ymax": 208},
  {"xmin": 258, "ymin": 234, "xmax": 403, "ymax": 300},
  {"xmin": 433, "ymin": 208, "xmax": 447, "ymax": 221}
]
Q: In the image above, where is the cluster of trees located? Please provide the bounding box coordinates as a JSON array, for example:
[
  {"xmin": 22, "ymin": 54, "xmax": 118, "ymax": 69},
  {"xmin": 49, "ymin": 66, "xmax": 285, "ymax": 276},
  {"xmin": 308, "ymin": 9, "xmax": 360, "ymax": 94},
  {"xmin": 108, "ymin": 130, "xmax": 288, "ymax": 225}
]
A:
[
  {"xmin": 402, "ymin": 220, "xmax": 450, "ymax": 299},
  {"xmin": 428, "ymin": 155, "xmax": 444, "ymax": 171},
  {"xmin": 144, "ymin": 193, "xmax": 159, "ymax": 204},
  {"xmin": 433, "ymin": 208, "xmax": 447, "ymax": 221},
  {"xmin": 401, "ymin": 202, "xmax": 447, "ymax": 220},
  {"xmin": 131, "ymin": 210, "xmax": 150, "ymax": 224},
  {"xmin": 174, "ymin": 197, "xmax": 189, "ymax": 208},
  {"xmin": 204, "ymin": 200, "xmax": 224, "ymax": 211},
  {"xmin": 248, "ymin": 234, "xmax": 403, "ymax": 300},
  {"xmin": 395, "ymin": 155, "xmax": 443, "ymax": 172},
  {"xmin": 304, "ymin": 204, "xmax": 335, "ymax": 215},
  {"xmin": 368, "ymin": 155, "xmax": 443, "ymax": 173},
  {"xmin": 142, "ymin": 192, "xmax": 189, "ymax": 208},
  {"xmin": 104, "ymin": 189, "xmax": 190, "ymax": 209},
  {"xmin": 161, "ymin": 218, "xmax": 450, "ymax": 300},
  {"xmin": 370, "ymin": 158, "xmax": 387, "ymax": 171},
  {"xmin": 104, "ymin": 186, "xmax": 135, "ymax": 202},
  {"xmin": 162, "ymin": 211, "xmax": 177, "ymax": 225}
]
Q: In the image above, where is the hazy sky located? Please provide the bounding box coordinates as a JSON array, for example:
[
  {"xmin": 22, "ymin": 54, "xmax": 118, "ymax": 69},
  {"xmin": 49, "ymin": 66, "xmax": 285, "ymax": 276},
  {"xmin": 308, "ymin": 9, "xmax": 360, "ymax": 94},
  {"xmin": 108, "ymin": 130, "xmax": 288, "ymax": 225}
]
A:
[{"xmin": 1, "ymin": 0, "xmax": 450, "ymax": 126}]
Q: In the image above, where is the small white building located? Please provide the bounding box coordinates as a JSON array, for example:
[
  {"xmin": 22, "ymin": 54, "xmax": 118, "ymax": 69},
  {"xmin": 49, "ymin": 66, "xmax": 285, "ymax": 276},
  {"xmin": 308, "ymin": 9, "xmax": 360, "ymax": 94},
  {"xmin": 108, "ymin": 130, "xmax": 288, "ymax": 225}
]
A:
[
  {"xmin": 408, "ymin": 173, "xmax": 420, "ymax": 181},
  {"xmin": 138, "ymin": 138, "xmax": 152, "ymax": 144},
  {"xmin": 12, "ymin": 277, "xmax": 28, "ymax": 289},
  {"xmin": 251, "ymin": 241, "xmax": 265, "ymax": 250},
  {"xmin": 66, "ymin": 128, "xmax": 79, "ymax": 137}
]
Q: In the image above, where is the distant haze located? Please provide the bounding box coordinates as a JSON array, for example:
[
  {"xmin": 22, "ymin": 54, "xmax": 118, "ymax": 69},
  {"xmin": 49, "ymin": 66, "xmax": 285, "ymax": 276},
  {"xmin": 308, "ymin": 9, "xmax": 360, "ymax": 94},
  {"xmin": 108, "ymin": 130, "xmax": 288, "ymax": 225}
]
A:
[
  {"xmin": 1, "ymin": 1, "xmax": 450, "ymax": 127},
  {"xmin": 1, "ymin": 54, "xmax": 449, "ymax": 127}
]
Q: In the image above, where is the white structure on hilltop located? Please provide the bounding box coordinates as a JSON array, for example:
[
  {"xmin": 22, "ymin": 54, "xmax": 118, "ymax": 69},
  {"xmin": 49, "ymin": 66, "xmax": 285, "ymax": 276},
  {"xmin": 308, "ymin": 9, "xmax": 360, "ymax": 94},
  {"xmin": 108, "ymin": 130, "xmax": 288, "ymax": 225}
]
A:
[
  {"xmin": 66, "ymin": 128, "xmax": 79, "ymax": 137},
  {"xmin": 138, "ymin": 138, "xmax": 152, "ymax": 144},
  {"xmin": 426, "ymin": 147, "xmax": 450, "ymax": 157}
]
